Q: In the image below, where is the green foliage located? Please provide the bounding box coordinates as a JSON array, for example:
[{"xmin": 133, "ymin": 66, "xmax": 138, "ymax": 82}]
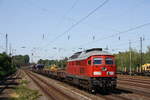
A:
[
  {"xmin": 38, "ymin": 57, "xmax": 68, "ymax": 68},
  {"xmin": 143, "ymin": 46, "xmax": 150, "ymax": 63},
  {"xmin": 115, "ymin": 46, "xmax": 150, "ymax": 71},
  {"xmin": 0, "ymin": 53, "xmax": 16, "ymax": 79},
  {"xmin": 12, "ymin": 86, "xmax": 40, "ymax": 100},
  {"xmin": 20, "ymin": 80, "xmax": 29, "ymax": 85},
  {"xmin": 12, "ymin": 55, "xmax": 30, "ymax": 67}
]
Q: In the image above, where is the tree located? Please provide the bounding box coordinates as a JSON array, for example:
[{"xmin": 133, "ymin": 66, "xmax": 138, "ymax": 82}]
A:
[
  {"xmin": 37, "ymin": 57, "xmax": 68, "ymax": 68},
  {"xmin": 114, "ymin": 46, "xmax": 150, "ymax": 72},
  {"xmin": 12, "ymin": 55, "xmax": 30, "ymax": 67}
]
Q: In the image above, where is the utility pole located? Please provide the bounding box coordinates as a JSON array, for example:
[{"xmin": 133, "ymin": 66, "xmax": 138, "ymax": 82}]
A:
[
  {"xmin": 120, "ymin": 52, "xmax": 124, "ymax": 72},
  {"xmin": 5, "ymin": 33, "xmax": 8, "ymax": 54},
  {"xmin": 129, "ymin": 40, "xmax": 132, "ymax": 75},
  {"xmin": 9, "ymin": 44, "xmax": 12, "ymax": 56},
  {"xmin": 11, "ymin": 49, "xmax": 16, "ymax": 67},
  {"xmin": 140, "ymin": 37, "xmax": 143, "ymax": 72},
  {"xmin": 31, "ymin": 53, "xmax": 33, "ymax": 63}
]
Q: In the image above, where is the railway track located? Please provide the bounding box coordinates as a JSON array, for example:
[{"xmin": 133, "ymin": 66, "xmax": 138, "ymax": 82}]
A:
[
  {"xmin": 118, "ymin": 78, "xmax": 150, "ymax": 84},
  {"xmin": 24, "ymin": 70, "xmax": 133, "ymax": 100},
  {"xmin": 118, "ymin": 85, "xmax": 150, "ymax": 98},
  {"xmin": 24, "ymin": 70, "xmax": 150, "ymax": 100},
  {"xmin": 24, "ymin": 70, "xmax": 76, "ymax": 100},
  {"xmin": 118, "ymin": 80, "xmax": 150, "ymax": 89},
  {"xmin": 96, "ymin": 93, "xmax": 131, "ymax": 100},
  {"xmin": 44, "ymin": 71, "xmax": 140, "ymax": 99},
  {"xmin": 118, "ymin": 75, "xmax": 150, "ymax": 81},
  {"xmin": 117, "ymin": 76, "xmax": 150, "ymax": 99},
  {"xmin": 118, "ymin": 75, "xmax": 150, "ymax": 90}
]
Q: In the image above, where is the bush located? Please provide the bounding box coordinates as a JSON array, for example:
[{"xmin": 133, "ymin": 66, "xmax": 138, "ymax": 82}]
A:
[{"xmin": 0, "ymin": 53, "xmax": 16, "ymax": 79}]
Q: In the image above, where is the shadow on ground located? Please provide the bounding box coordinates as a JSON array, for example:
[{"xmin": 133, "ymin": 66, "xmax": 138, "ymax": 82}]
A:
[
  {"xmin": 0, "ymin": 76, "xmax": 20, "ymax": 94},
  {"xmin": 97, "ymin": 88, "xmax": 133, "ymax": 95},
  {"xmin": 0, "ymin": 97, "xmax": 10, "ymax": 100}
]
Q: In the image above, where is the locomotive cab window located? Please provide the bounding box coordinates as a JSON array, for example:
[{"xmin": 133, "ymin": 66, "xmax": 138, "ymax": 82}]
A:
[
  {"xmin": 105, "ymin": 58, "xmax": 113, "ymax": 64},
  {"xmin": 93, "ymin": 58, "xmax": 102, "ymax": 65}
]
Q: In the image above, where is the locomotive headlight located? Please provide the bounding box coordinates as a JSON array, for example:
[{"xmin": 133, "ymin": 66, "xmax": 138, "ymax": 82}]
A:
[
  {"xmin": 93, "ymin": 71, "xmax": 102, "ymax": 75},
  {"xmin": 107, "ymin": 71, "xmax": 114, "ymax": 75}
]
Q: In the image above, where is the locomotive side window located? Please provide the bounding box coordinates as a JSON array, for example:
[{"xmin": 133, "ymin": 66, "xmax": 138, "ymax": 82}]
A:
[
  {"xmin": 76, "ymin": 61, "xmax": 80, "ymax": 65},
  {"xmin": 93, "ymin": 58, "xmax": 102, "ymax": 65},
  {"xmin": 88, "ymin": 60, "xmax": 91, "ymax": 65},
  {"xmin": 105, "ymin": 58, "xmax": 113, "ymax": 64}
]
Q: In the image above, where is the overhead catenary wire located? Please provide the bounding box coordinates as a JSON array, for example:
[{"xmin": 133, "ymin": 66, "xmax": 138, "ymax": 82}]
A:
[
  {"xmin": 113, "ymin": 39, "xmax": 140, "ymax": 48},
  {"xmin": 25, "ymin": 0, "xmax": 51, "ymax": 13},
  {"xmin": 56, "ymin": 0, "xmax": 79, "ymax": 41},
  {"xmin": 76, "ymin": 22, "xmax": 150, "ymax": 48},
  {"xmin": 63, "ymin": 0, "xmax": 79, "ymax": 18},
  {"xmin": 55, "ymin": 0, "xmax": 79, "ymax": 28},
  {"xmin": 44, "ymin": 21, "xmax": 150, "ymax": 59},
  {"xmin": 32, "ymin": 0, "xmax": 150, "ymax": 60},
  {"xmin": 107, "ymin": 37, "xmax": 147, "ymax": 53},
  {"xmin": 49, "ymin": 0, "xmax": 109, "ymax": 44},
  {"xmin": 34, "ymin": 0, "xmax": 80, "ymax": 51},
  {"xmin": 0, "ymin": 33, "xmax": 6, "ymax": 35},
  {"xmin": 37, "ymin": 0, "xmax": 109, "ymax": 56}
]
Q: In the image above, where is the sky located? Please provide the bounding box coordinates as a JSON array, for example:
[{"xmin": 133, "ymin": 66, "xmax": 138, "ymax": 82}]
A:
[{"xmin": 0, "ymin": 0, "xmax": 150, "ymax": 62}]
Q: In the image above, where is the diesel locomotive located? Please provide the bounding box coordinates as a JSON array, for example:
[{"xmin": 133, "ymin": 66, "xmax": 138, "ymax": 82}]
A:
[{"xmin": 66, "ymin": 48, "xmax": 117, "ymax": 92}]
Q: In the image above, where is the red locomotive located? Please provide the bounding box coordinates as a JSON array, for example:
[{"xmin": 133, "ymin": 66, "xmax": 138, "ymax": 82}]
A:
[
  {"xmin": 32, "ymin": 48, "xmax": 117, "ymax": 93},
  {"xmin": 66, "ymin": 48, "xmax": 117, "ymax": 92}
]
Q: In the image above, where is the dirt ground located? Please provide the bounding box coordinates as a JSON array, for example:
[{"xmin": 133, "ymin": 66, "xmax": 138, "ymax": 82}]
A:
[
  {"xmin": 21, "ymin": 70, "xmax": 49, "ymax": 100},
  {"xmin": 0, "ymin": 73, "xmax": 20, "ymax": 100},
  {"xmin": 0, "ymin": 70, "xmax": 47, "ymax": 100}
]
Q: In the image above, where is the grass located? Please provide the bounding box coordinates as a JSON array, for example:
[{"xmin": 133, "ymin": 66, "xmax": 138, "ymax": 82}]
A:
[{"xmin": 10, "ymin": 79, "xmax": 41, "ymax": 100}]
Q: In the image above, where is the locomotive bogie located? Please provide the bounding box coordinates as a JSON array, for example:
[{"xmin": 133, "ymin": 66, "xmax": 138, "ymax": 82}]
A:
[{"xmin": 91, "ymin": 77, "xmax": 117, "ymax": 89}]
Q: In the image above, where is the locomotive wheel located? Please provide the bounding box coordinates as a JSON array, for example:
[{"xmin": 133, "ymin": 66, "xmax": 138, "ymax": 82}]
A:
[
  {"xmin": 88, "ymin": 88, "xmax": 96, "ymax": 94},
  {"xmin": 112, "ymin": 85, "xmax": 117, "ymax": 90}
]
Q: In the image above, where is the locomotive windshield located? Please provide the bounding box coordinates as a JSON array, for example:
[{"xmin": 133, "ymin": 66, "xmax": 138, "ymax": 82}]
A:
[
  {"xmin": 105, "ymin": 58, "xmax": 113, "ymax": 64},
  {"xmin": 93, "ymin": 58, "xmax": 102, "ymax": 64}
]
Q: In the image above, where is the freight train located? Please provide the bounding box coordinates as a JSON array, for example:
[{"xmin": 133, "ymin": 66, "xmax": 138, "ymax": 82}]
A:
[
  {"xmin": 117, "ymin": 63, "xmax": 150, "ymax": 76},
  {"xmin": 141, "ymin": 64, "xmax": 150, "ymax": 76},
  {"xmin": 32, "ymin": 48, "xmax": 117, "ymax": 93}
]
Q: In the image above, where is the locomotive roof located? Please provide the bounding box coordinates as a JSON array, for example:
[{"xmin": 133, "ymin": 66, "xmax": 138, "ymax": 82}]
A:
[
  {"xmin": 68, "ymin": 48, "xmax": 112, "ymax": 61},
  {"xmin": 69, "ymin": 51, "xmax": 82, "ymax": 59},
  {"xmin": 86, "ymin": 48, "xmax": 102, "ymax": 53}
]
